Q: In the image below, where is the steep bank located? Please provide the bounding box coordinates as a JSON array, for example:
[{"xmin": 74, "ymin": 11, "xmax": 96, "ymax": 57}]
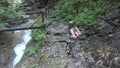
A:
[
  {"xmin": 16, "ymin": 20, "xmax": 87, "ymax": 68},
  {"xmin": 0, "ymin": 32, "xmax": 14, "ymax": 68},
  {"xmin": 81, "ymin": 8, "xmax": 120, "ymax": 68},
  {"xmin": 0, "ymin": 1, "xmax": 119, "ymax": 68},
  {"xmin": 16, "ymin": 6, "xmax": 120, "ymax": 68},
  {"xmin": 0, "ymin": 31, "xmax": 24, "ymax": 68},
  {"xmin": 0, "ymin": 19, "xmax": 34, "ymax": 68}
]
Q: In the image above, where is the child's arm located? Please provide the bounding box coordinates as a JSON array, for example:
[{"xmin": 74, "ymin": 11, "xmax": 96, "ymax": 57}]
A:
[{"xmin": 75, "ymin": 27, "xmax": 81, "ymax": 35}]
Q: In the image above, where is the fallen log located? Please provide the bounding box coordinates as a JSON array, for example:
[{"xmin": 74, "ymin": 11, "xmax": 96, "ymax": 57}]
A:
[
  {"xmin": 0, "ymin": 17, "xmax": 32, "ymax": 23},
  {"xmin": 0, "ymin": 26, "xmax": 44, "ymax": 32},
  {"xmin": 0, "ymin": 21, "xmax": 52, "ymax": 32}
]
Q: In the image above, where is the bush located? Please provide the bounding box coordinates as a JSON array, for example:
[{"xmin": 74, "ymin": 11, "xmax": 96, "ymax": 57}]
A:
[
  {"xmin": 0, "ymin": 23, "xmax": 9, "ymax": 28},
  {"xmin": 32, "ymin": 29, "xmax": 47, "ymax": 41},
  {"xmin": 26, "ymin": 43, "xmax": 41, "ymax": 55},
  {"xmin": 0, "ymin": 0, "xmax": 25, "ymax": 28},
  {"xmin": 0, "ymin": 7, "xmax": 23, "ymax": 19},
  {"xmin": 26, "ymin": 28, "xmax": 47, "ymax": 55}
]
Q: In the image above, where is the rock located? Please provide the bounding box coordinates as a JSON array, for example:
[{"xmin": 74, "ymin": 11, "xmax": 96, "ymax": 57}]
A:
[
  {"xmin": 108, "ymin": 34, "xmax": 114, "ymax": 37},
  {"xmin": 114, "ymin": 57, "xmax": 120, "ymax": 63}
]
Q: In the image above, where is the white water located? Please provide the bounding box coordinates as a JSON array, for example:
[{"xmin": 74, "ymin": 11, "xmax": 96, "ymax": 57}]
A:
[{"xmin": 12, "ymin": 19, "xmax": 34, "ymax": 68}]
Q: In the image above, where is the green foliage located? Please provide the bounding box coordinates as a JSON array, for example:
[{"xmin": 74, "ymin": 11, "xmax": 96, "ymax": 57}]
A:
[
  {"xmin": 52, "ymin": 0, "xmax": 119, "ymax": 27},
  {"xmin": 26, "ymin": 18, "xmax": 49, "ymax": 55},
  {"xmin": 26, "ymin": 29, "xmax": 47, "ymax": 55},
  {"xmin": 26, "ymin": 43, "xmax": 41, "ymax": 55},
  {"xmin": 0, "ymin": 23, "xmax": 8, "ymax": 28},
  {"xmin": 33, "ymin": 29, "xmax": 47, "ymax": 41},
  {"xmin": 0, "ymin": 7, "xmax": 22, "ymax": 19},
  {"xmin": 0, "ymin": 0, "xmax": 25, "ymax": 28},
  {"xmin": 0, "ymin": 0, "xmax": 24, "ymax": 21}
]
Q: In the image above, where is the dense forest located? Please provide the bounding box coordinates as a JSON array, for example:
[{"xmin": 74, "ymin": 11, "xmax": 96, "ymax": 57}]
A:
[{"xmin": 0, "ymin": 0, "xmax": 120, "ymax": 68}]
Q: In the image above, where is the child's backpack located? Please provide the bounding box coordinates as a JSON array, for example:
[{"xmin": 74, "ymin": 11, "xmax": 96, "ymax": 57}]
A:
[
  {"xmin": 74, "ymin": 28, "xmax": 80, "ymax": 38},
  {"xmin": 70, "ymin": 28, "xmax": 80, "ymax": 40}
]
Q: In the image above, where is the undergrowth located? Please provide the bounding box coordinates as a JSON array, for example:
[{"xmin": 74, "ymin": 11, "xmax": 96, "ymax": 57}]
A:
[
  {"xmin": 26, "ymin": 20, "xmax": 48, "ymax": 55},
  {"xmin": 52, "ymin": 0, "xmax": 119, "ymax": 27},
  {"xmin": 26, "ymin": 29, "xmax": 47, "ymax": 55},
  {"xmin": 0, "ymin": 0, "xmax": 24, "ymax": 28},
  {"xmin": 0, "ymin": 7, "xmax": 22, "ymax": 19},
  {"xmin": 0, "ymin": 23, "xmax": 9, "ymax": 28}
]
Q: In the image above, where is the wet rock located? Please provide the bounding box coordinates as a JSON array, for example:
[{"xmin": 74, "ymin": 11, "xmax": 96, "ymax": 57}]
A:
[{"xmin": 114, "ymin": 57, "xmax": 120, "ymax": 64}]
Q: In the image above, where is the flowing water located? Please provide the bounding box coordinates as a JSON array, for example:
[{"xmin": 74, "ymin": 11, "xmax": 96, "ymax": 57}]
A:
[{"xmin": 12, "ymin": 19, "xmax": 34, "ymax": 68}]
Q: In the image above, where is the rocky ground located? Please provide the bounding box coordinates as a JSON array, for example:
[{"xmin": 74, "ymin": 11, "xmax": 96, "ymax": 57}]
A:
[
  {"xmin": 80, "ymin": 8, "xmax": 120, "ymax": 68},
  {"xmin": 0, "ymin": 4, "xmax": 119, "ymax": 68},
  {"xmin": 16, "ymin": 7, "xmax": 120, "ymax": 68},
  {"xmin": 16, "ymin": 19, "xmax": 88, "ymax": 68}
]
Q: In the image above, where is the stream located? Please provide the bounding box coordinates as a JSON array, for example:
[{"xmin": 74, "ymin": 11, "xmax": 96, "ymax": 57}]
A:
[{"xmin": 12, "ymin": 19, "xmax": 34, "ymax": 68}]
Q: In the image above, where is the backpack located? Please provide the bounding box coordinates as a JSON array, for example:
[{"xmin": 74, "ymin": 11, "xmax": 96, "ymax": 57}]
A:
[{"xmin": 70, "ymin": 28, "xmax": 80, "ymax": 40}]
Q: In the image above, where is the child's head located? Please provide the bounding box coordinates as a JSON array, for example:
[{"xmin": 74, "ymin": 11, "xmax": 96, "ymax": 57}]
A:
[
  {"xmin": 68, "ymin": 20, "xmax": 75, "ymax": 29},
  {"xmin": 69, "ymin": 21, "xmax": 73, "ymax": 24}
]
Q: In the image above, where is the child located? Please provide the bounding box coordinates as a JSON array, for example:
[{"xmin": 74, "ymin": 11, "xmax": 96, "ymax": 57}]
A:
[{"xmin": 67, "ymin": 21, "xmax": 81, "ymax": 58}]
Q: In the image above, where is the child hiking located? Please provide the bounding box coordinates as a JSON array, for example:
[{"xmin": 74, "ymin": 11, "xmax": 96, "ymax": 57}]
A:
[{"xmin": 67, "ymin": 21, "xmax": 81, "ymax": 58}]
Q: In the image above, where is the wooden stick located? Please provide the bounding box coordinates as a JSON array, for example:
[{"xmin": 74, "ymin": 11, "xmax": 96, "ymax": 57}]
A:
[{"xmin": 0, "ymin": 21, "xmax": 52, "ymax": 32}]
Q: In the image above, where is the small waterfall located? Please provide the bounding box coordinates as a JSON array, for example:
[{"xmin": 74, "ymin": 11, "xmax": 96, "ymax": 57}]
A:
[{"xmin": 12, "ymin": 19, "xmax": 34, "ymax": 68}]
